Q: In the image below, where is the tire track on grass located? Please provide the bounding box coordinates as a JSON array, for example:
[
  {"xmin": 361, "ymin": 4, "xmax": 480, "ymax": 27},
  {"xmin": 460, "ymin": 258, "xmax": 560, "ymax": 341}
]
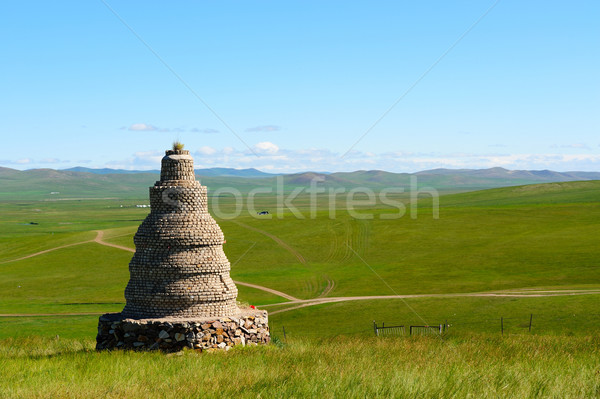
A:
[
  {"xmin": 231, "ymin": 221, "xmax": 307, "ymax": 265},
  {"xmin": 318, "ymin": 278, "xmax": 335, "ymax": 298}
]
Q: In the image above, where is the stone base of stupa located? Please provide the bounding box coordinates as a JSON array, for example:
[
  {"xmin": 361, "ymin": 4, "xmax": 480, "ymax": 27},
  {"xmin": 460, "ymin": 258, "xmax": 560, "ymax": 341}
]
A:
[{"xmin": 96, "ymin": 308, "xmax": 269, "ymax": 352}]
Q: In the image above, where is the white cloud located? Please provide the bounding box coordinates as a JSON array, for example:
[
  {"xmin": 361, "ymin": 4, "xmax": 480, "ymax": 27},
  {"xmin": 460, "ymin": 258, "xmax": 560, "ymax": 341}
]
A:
[
  {"xmin": 129, "ymin": 123, "xmax": 158, "ymax": 131},
  {"xmin": 550, "ymin": 143, "xmax": 591, "ymax": 150},
  {"xmin": 253, "ymin": 141, "xmax": 279, "ymax": 155},
  {"xmin": 197, "ymin": 146, "xmax": 217, "ymax": 156},
  {"xmin": 245, "ymin": 125, "xmax": 281, "ymax": 132},
  {"xmin": 40, "ymin": 158, "xmax": 65, "ymax": 164},
  {"xmin": 126, "ymin": 124, "xmax": 219, "ymax": 133},
  {"xmin": 0, "ymin": 158, "xmax": 33, "ymax": 167},
  {"xmin": 98, "ymin": 146, "xmax": 600, "ymax": 174},
  {"xmin": 105, "ymin": 151, "xmax": 163, "ymax": 170},
  {"xmin": 190, "ymin": 128, "xmax": 219, "ymax": 134},
  {"xmin": 133, "ymin": 151, "xmax": 162, "ymax": 165}
]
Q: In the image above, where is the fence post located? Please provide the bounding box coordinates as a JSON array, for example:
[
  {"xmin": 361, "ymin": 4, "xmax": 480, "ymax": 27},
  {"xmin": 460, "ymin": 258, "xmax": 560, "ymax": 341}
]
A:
[
  {"xmin": 444, "ymin": 319, "xmax": 448, "ymax": 333},
  {"xmin": 529, "ymin": 314, "xmax": 533, "ymax": 332},
  {"xmin": 501, "ymin": 317, "xmax": 504, "ymax": 335},
  {"xmin": 373, "ymin": 321, "xmax": 377, "ymax": 336},
  {"xmin": 282, "ymin": 326, "xmax": 287, "ymax": 342}
]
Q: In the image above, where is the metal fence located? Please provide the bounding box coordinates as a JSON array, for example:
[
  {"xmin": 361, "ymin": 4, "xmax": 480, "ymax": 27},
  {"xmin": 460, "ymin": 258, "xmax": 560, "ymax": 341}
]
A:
[
  {"xmin": 373, "ymin": 321, "xmax": 444, "ymax": 336},
  {"xmin": 409, "ymin": 325, "xmax": 443, "ymax": 336},
  {"xmin": 373, "ymin": 322, "xmax": 406, "ymax": 336}
]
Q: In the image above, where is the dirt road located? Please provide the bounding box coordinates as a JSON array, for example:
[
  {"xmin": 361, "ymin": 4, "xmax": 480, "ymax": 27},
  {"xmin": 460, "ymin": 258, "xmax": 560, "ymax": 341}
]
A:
[
  {"xmin": 0, "ymin": 240, "xmax": 93, "ymax": 264},
  {"xmin": 6, "ymin": 230, "xmax": 599, "ymax": 317},
  {"xmin": 265, "ymin": 289, "xmax": 600, "ymax": 315},
  {"xmin": 92, "ymin": 230, "xmax": 298, "ymax": 300},
  {"xmin": 93, "ymin": 230, "xmax": 135, "ymax": 252}
]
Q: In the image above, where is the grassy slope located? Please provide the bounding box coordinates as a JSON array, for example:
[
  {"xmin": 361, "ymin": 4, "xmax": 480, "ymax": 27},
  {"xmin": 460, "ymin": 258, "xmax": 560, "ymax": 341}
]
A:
[
  {"xmin": 0, "ymin": 243, "xmax": 131, "ymax": 314},
  {"xmin": 0, "ymin": 199, "xmax": 148, "ymax": 252},
  {"xmin": 218, "ymin": 181, "xmax": 600, "ymax": 298},
  {"xmin": 0, "ymin": 169, "xmax": 156, "ymax": 200},
  {"xmin": 269, "ymin": 295, "xmax": 600, "ymax": 338},
  {"xmin": 0, "ymin": 181, "xmax": 598, "ymax": 335},
  {"xmin": 1, "ymin": 335, "xmax": 599, "ymax": 398}
]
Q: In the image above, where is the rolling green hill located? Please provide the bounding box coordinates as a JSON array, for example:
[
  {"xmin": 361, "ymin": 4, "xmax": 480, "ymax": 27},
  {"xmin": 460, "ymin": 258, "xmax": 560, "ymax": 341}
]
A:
[
  {"xmin": 437, "ymin": 180, "xmax": 600, "ymax": 207},
  {"xmin": 2, "ymin": 165, "xmax": 599, "ymax": 200},
  {"xmin": 0, "ymin": 180, "xmax": 598, "ymax": 326}
]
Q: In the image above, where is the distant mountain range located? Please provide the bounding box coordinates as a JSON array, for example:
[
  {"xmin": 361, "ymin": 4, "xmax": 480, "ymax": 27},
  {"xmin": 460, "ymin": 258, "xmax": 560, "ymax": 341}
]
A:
[
  {"xmin": 283, "ymin": 167, "xmax": 600, "ymax": 190},
  {"xmin": 57, "ymin": 166, "xmax": 600, "ymax": 182},
  {"xmin": 1, "ymin": 166, "xmax": 599, "ymax": 200},
  {"xmin": 416, "ymin": 167, "xmax": 600, "ymax": 181},
  {"xmin": 64, "ymin": 166, "xmax": 277, "ymax": 178}
]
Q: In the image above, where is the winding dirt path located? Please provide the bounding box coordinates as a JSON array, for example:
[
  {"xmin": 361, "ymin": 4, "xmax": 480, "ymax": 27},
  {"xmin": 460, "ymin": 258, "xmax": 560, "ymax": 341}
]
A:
[
  {"xmin": 0, "ymin": 240, "xmax": 93, "ymax": 264},
  {"xmin": 232, "ymin": 221, "xmax": 307, "ymax": 265},
  {"xmin": 93, "ymin": 230, "xmax": 135, "ymax": 253},
  {"xmin": 0, "ymin": 230, "xmax": 135, "ymax": 264},
  {"xmin": 1, "ymin": 230, "xmax": 298, "ymax": 302},
  {"xmin": 265, "ymin": 289, "xmax": 600, "ymax": 315},
  {"xmin": 8, "ymin": 230, "xmax": 598, "ymax": 318},
  {"xmin": 4, "ymin": 289, "xmax": 599, "ymax": 318},
  {"xmin": 92, "ymin": 230, "xmax": 298, "ymax": 301},
  {"xmin": 234, "ymin": 281, "xmax": 298, "ymax": 301}
]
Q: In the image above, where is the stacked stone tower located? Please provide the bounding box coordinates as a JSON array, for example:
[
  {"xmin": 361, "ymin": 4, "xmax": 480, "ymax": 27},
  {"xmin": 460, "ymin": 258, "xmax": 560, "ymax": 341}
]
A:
[
  {"xmin": 96, "ymin": 146, "xmax": 269, "ymax": 351},
  {"xmin": 122, "ymin": 148, "xmax": 238, "ymax": 318}
]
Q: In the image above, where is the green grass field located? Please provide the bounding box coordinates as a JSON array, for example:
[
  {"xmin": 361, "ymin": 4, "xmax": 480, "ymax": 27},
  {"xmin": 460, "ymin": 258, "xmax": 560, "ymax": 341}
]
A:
[
  {"xmin": 1, "ymin": 180, "xmax": 599, "ymax": 397},
  {"xmin": 1, "ymin": 335, "xmax": 599, "ymax": 398}
]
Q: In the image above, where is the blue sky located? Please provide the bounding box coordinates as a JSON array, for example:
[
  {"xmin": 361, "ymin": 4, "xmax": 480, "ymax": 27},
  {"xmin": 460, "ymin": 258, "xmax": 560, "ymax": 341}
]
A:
[{"xmin": 1, "ymin": 1, "xmax": 598, "ymax": 172}]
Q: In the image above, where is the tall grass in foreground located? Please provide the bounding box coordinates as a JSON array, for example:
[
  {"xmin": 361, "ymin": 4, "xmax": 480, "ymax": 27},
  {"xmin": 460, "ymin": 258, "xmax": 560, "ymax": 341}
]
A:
[{"xmin": 1, "ymin": 334, "xmax": 599, "ymax": 398}]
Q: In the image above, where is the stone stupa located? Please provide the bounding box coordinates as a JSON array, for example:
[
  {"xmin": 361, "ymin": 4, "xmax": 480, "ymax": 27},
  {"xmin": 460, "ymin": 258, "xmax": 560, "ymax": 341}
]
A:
[{"xmin": 96, "ymin": 144, "xmax": 270, "ymax": 351}]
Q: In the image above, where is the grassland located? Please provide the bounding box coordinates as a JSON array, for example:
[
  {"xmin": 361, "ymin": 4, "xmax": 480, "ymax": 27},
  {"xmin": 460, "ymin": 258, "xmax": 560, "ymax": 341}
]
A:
[
  {"xmin": 1, "ymin": 335, "xmax": 599, "ymax": 398},
  {"xmin": 0, "ymin": 180, "xmax": 599, "ymax": 397}
]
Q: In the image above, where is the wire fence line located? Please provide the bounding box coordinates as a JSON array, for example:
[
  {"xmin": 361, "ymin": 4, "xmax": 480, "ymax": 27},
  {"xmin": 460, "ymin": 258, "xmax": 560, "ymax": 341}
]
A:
[{"xmin": 270, "ymin": 313, "xmax": 600, "ymax": 339}]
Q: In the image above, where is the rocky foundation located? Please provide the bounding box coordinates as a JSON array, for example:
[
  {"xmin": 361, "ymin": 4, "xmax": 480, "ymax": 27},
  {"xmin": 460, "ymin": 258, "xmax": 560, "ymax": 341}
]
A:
[{"xmin": 96, "ymin": 310, "xmax": 269, "ymax": 352}]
